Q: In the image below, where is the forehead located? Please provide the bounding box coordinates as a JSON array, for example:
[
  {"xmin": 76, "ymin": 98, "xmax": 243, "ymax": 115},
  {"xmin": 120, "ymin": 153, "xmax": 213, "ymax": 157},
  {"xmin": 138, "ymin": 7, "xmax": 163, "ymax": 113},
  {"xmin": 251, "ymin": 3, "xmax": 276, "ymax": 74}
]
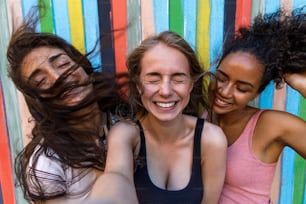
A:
[
  {"xmin": 140, "ymin": 43, "xmax": 189, "ymax": 75},
  {"xmin": 219, "ymin": 52, "xmax": 264, "ymax": 79},
  {"xmin": 21, "ymin": 47, "xmax": 67, "ymax": 77}
]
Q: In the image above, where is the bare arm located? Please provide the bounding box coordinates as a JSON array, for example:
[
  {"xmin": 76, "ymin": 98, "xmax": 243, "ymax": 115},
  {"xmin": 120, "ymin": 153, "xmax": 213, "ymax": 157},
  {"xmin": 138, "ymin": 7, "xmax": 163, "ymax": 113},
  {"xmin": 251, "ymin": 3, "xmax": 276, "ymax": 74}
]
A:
[
  {"xmin": 201, "ymin": 122, "xmax": 227, "ymax": 204},
  {"xmin": 89, "ymin": 121, "xmax": 140, "ymax": 204},
  {"xmin": 275, "ymin": 111, "xmax": 306, "ymax": 159},
  {"xmin": 284, "ymin": 72, "xmax": 306, "ymax": 98}
]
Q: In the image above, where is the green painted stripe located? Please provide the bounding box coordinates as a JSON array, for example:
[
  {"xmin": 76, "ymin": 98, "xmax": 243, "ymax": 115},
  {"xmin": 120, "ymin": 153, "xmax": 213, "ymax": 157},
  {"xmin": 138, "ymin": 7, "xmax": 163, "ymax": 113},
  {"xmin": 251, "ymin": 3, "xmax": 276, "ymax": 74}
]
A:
[
  {"xmin": 39, "ymin": 0, "xmax": 54, "ymax": 33},
  {"xmin": 292, "ymin": 92, "xmax": 306, "ymax": 203},
  {"xmin": 293, "ymin": 154, "xmax": 306, "ymax": 204},
  {"xmin": 169, "ymin": 0, "xmax": 184, "ymax": 36}
]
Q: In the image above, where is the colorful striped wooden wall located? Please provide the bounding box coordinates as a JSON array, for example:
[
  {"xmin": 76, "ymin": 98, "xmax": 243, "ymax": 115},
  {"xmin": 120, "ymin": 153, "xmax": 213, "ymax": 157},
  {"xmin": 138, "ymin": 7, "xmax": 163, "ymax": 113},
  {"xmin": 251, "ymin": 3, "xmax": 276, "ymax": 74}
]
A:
[{"xmin": 0, "ymin": 0, "xmax": 305, "ymax": 203}]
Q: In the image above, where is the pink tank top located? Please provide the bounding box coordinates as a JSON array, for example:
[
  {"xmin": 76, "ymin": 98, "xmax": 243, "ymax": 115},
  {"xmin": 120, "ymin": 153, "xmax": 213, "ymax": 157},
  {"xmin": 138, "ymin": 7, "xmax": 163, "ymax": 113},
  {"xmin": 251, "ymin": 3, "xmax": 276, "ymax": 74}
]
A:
[{"xmin": 219, "ymin": 110, "xmax": 276, "ymax": 204}]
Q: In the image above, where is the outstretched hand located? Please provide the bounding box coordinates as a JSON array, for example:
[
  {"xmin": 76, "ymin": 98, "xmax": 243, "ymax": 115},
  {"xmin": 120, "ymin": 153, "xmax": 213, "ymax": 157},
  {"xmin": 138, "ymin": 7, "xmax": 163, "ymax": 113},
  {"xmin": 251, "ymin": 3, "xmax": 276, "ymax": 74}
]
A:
[{"xmin": 284, "ymin": 72, "xmax": 306, "ymax": 98}]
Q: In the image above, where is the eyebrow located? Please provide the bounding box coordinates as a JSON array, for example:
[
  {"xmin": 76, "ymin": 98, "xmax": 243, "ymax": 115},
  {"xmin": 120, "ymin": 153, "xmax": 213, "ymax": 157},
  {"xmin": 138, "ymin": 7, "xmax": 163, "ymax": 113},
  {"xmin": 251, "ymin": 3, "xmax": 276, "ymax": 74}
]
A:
[
  {"xmin": 144, "ymin": 72, "xmax": 188, "ymax": 77},
  {"xmin": 27, "ymin": 53, "xmax": 66, "ymax": 83},
  {"xmin": 216, "ymin": 70, "xmax": 255, "ymax": 88}
]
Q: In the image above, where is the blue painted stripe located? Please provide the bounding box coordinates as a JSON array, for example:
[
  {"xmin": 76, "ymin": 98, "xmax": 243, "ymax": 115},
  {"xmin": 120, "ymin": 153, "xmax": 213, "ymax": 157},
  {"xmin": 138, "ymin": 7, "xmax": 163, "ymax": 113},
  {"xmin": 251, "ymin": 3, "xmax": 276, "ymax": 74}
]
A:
[
  {"xmin": 22, "ymin": 0, "xmax": 41, "ymax": 31},
  {"xmin": 153, "ymin": 0, "xmax": 169, "ymax": 33},
  {"xmin": 293, "ymin": 0, "xmax": 306, "ymax": 11},
  {"xmin": 280, "ymin": 147, "xmax": 296, "ymax": 204},
  {"xmin": 82, "ymin": 0, "xmax": 101, "ymax": 70},
  {"xmin": 259, "ymin": 81, "xmax": 274, "ymax": 109},
  {"xmin": 279, "ymin": 87, "xmax": 301, "ymax": 204},
  {"xmin": 210, "ymin": 0, "xmax": 224, "ymax": 68},
  {"xmin": 52, "ymin": 0, "xmax": 71, "ymax": 42},
  {"xmin": 265, "ymin": 0, "xmax": 280, "ymax": 14},
  {"xmin": 183, "ymin": 0, "xmax": 197, "ymax": 50}
]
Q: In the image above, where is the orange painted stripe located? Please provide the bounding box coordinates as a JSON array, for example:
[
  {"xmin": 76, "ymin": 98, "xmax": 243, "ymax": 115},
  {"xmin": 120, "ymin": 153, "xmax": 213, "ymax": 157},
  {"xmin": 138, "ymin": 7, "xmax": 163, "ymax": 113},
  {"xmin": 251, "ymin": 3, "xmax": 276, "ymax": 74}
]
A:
[
  {"xmin": 111, "ymin": 0, "xmax": 128, "ymax": 73},
  {"xmin": 235, "ymin": 0, "xmax": 252, "ymax": 31},
  {"xmin": 0, "ymin": 86, "xmax": 15, "ymax": 204}
]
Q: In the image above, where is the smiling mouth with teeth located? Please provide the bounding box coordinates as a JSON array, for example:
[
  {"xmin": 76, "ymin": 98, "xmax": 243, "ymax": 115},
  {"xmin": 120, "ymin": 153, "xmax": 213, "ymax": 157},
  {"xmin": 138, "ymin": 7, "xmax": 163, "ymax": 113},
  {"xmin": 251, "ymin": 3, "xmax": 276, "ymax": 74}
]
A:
[
  {"xmin": 156, "ymin": 102, "xmax": 176, "ymax": 108},
  {"xmin": 216, "ymin": 98, "xmax": 229, "ymax": 105}
]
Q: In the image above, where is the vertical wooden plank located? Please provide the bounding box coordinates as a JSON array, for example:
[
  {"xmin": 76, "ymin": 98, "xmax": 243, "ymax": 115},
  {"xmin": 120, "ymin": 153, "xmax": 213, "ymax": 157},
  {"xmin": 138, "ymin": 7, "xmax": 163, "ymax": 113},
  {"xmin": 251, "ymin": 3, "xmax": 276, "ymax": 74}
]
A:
[
  {"xmin": 183, "ymin": 0, "xmax": 197, "ymax": 49},
  {"xmin": 21, "ymin": 0, "xmax": 41, "ymax": 31},
  {"xmin": 82, "ymin": 0, "xmax": 101, "ymax": 70},
  {"xmin": 196, "ymin": 0, "xmax": 210, "ymax": 70},
  {"xmin": 68, "ymin": 0, "xmax": 85, "ymax": 53},
  {"xmin": 291, "ymin": 2, "xmax": 306, "ymax": 204},
  {"xmin": 52, "ymin": 0, "xmax": 71, "ymax": 42},
  {"xmin": 210, "ymin": 0, "xmax": 224, "ymax": 67},
  {"xmin": 235, "ymin": 0, "xmax": 251, "ymax": 31},
  {"xmin": 1, "ymin": 0, "xmax": 25, "ymax": 203},
  {"xmin": 127, "ymin": 0, "xmax": 141, "ymax": 52},
  {"xmin": 153, "ymin": 0, "xmax": 169, "ymax": 33},
  {"xmin": 251, "ymin": 0, "xmax": 265, "ymax": 21},
  {"xmin": 97, "ymin": 0, "xmax": 116, "ymax": 75},
  {"xmin": 141, "ymin": 0, "xmax": 155, "ymax": 39},
  {"xmin": 110, "ymin": 0, "xmax": 128, "ymax": 73},
  {"xmin": 223, "ymin": 0, "xmax": 236, "ymax": 53},
  {"xmin": 39, "ymin": 0, "xmax": 54, "ymax": 33},
  {"xmin": 169, "ymin": 0, "xmax": 184, "ymax": 36},
  {"xmin": 279, "ymin": 88, "xmax": 300, "ymax": 204},
  {"xmin": 0, "ymin": 85, "xmax": 15, "ymax": 204},
  {"xmin": 259, "ymin": 1, "xmax": 281, "ymax": 110}
]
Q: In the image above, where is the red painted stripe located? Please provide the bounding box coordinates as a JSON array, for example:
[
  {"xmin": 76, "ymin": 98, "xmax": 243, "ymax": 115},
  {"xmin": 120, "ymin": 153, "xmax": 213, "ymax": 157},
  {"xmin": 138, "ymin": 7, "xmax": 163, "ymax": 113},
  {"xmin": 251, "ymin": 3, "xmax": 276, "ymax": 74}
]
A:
[
  {"xmin": 0, "ymin": 85, "xmax": 15, "ymax": 204},
  {"xmin": 235, "ymin": 0, "xmax": 252, "ymax": 31},
  {"xmin": 110, "ymin": 0, "xmax": 128, "ymax": 73}
]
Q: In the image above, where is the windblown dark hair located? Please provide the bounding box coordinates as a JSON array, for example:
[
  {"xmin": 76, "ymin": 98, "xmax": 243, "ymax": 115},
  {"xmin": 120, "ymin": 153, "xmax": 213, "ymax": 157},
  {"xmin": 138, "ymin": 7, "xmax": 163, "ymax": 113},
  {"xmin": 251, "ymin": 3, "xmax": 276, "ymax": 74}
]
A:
[
  {"xmin": 126, "ymin": 31, "xmax": 210, "ymax": 118},
  {"xmin": 7, "ymin": 19, "xmax": 128, "ymax": 202},
  {"xmin": 275, "ymin": 8, "xmax": 306, "ymax": 74}
]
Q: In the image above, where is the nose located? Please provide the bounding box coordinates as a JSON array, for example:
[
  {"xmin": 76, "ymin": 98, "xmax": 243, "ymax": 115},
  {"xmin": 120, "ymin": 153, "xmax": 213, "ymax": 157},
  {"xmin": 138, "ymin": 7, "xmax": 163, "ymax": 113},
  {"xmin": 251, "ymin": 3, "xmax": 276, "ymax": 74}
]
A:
[
  {"xmin": 159, "ymin": 79, "xmax": 172, "ymax": 97},
  {"xmin": 218, "ymin": 82, "xmax": 233, "ymax": 98},
  {"xmin": 46, "ymin": 66, "xmax": 61, "ymax": 87}
]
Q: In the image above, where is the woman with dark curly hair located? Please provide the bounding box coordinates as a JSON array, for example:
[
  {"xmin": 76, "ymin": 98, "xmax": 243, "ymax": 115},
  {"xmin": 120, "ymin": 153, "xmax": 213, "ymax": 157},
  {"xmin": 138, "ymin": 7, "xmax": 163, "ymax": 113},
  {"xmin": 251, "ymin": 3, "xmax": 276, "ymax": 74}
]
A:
[
  {"xmin": 7, "ymin": 20, "xmax": 137, "ymax": 203},
  {"xmin": 211, "ymin": 10, "xmax": 306, "ymax": 204}
]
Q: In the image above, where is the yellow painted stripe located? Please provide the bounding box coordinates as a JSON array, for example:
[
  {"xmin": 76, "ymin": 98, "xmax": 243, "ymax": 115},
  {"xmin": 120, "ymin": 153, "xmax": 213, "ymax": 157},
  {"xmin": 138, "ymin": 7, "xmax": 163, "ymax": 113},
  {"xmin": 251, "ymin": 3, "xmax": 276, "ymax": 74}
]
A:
[
  {"xmin": 68, "ymin": 0, "xmax": 85, "ymax": 53},
  {"xmin": 196, "ymin": 0, "xmax": 210, "ymax": 71}
]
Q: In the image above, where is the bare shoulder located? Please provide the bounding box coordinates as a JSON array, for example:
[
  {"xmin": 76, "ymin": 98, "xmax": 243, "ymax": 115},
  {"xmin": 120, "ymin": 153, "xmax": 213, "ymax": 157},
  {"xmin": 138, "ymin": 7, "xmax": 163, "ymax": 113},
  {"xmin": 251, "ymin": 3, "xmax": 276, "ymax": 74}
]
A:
[
  {"xmin": 259, "ymin": 109, "xmax": 305, "ymax": 126},
  {"xmin": 202, "ymin": 120, "xmax": 228, "ymax": 148},
  {"xmin": 108, "ymin": 120, "xmax": 140, "ymax": 145}
]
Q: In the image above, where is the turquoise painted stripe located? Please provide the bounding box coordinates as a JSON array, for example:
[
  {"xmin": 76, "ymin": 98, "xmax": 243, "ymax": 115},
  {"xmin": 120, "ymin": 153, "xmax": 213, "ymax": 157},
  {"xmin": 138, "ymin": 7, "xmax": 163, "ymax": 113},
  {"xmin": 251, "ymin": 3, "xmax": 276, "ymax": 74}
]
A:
[
  {"xmin": 210, "ymin": 0, "xmax": 224, "ymax": 67},
  {"xmin": 153, "ymin": 0, "xmax": 169, "ymax": 33},
  {"xmin": 259, "ymin": 81, "xmax": 274, "ymax": 109},
  {"xmin": 82, "ymin": 0, "xmax": 101, "ymax": 70},
  {"xmin": 52, "ymin": 0, "xmax": 71, "ymax": 42},
  {"xmin": 22, "ymin": 0, "xmax": 41, "ymax": 31},
  {"xmin": 183, "ymin": 0, "xmax": 197, "ymax": 50},
  {"xmin": 293, "ymin": 0, "xmax": 306, "ymax": 10},
  {"xmin": 265, "ymin": 0, "xmax": 280, "ymax": 13},
  {"xmin": 279, "ymin": 87, "xmax": 301, "ymax": 204}
]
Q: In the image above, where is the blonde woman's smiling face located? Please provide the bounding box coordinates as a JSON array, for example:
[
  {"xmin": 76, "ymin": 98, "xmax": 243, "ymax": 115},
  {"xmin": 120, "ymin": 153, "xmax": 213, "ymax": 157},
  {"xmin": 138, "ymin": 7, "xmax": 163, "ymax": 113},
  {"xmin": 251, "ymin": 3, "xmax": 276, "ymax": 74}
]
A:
[{"xmin": 138, "ymin": 43, "xmax": 193, "ymax": 122}]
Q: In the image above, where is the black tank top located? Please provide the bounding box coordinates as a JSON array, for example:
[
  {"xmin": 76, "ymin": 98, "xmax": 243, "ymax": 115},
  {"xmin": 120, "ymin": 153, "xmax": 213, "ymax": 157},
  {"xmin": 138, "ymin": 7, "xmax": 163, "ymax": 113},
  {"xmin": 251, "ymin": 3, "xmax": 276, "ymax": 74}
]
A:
[{"xmin": 134, "ymin": 118, "xmax": 204, "ymax": 204}]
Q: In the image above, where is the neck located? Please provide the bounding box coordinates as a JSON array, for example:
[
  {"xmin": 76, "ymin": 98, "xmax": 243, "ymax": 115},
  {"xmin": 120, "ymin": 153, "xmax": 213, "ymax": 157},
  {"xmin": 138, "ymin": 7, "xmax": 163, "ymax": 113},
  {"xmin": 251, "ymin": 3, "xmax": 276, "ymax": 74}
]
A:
[{"xmin": 141, "ymin": 114, "xmax": 191, "ymax": 143}]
